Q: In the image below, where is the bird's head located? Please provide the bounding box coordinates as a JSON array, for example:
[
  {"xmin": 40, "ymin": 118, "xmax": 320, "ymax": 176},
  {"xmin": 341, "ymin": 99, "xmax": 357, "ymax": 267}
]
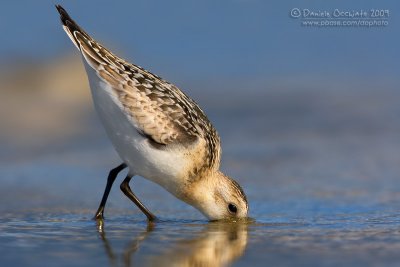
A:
[{"xmin": 187, "ymin": 171, "xmax": 248, "ymax": 221}]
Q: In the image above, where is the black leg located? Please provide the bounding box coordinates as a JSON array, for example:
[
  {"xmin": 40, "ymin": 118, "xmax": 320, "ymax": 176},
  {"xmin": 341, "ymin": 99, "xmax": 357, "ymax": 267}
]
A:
[
  {"xmin": 120, "ymin": 175, "xmax": 157, "ymax": 221},
  {"xmin": 94, "ymin": 163, "xmax": 127, "ymax": 220}
]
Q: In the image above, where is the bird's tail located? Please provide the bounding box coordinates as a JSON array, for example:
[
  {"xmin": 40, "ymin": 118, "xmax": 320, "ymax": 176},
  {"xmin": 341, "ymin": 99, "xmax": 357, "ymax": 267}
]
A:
[
  {"xmin": 55, "ymin": 4, "xmax": 126, "ymax": 73},
  {"xmin": 55, "ymin": 5, "xmax": 92, "ymax": 51}
]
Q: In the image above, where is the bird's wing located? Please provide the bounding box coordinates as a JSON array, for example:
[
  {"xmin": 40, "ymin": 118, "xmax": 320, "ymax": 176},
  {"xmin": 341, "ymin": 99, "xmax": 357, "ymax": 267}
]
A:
[{"xmin": 56, "ymin": 5, "xmax": 213, "ymax": 147}]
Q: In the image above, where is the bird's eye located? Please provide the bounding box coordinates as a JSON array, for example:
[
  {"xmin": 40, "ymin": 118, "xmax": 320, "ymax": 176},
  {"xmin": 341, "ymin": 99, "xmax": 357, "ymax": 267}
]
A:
[{"xmin": 228, "ymin": 203, "xmax": 238, "ymax": 214}]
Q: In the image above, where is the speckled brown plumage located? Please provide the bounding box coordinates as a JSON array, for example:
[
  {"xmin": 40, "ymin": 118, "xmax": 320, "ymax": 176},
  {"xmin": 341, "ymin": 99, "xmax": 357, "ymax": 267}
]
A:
[{"xmin": 56, "ymin": 5, "xmax": 221, "ymax": 173}]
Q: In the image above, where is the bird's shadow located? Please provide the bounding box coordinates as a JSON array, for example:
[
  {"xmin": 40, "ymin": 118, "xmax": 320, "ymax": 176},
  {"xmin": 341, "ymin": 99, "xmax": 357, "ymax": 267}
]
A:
[{"xmin": 96, "ymin": 218, "xmax": 249, "ymax": 267}]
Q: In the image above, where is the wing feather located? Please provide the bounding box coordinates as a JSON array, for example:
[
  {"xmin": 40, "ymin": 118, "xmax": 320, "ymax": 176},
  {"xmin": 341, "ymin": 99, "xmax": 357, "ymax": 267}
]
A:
[
  {"xmin": 56, "ymin": 5, "xmax": 202, "ymax": 146},
  {"xmin": 56, "ymin": 5, "xmax": 221, "ymax": 167}
]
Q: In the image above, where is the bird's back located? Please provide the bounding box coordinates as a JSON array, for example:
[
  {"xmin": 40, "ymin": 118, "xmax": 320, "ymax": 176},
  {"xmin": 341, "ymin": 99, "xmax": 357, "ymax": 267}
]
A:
[{"xmin": 56, "ymin": 6, "xmax": 221, "ymax": 185}]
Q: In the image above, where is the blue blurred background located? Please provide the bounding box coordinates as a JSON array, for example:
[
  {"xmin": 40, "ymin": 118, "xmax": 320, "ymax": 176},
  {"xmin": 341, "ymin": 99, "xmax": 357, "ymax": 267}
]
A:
[
  {"xmin": 1, "ymin": 0, "xmax": 398, "ymax": 90},
  {"xmin": 1, "ymin": 1, "xmax": 400, "ymax": 266},
  {"xmin": 1, "ymin": 0, "xmax": 400, "ymax": 220}
]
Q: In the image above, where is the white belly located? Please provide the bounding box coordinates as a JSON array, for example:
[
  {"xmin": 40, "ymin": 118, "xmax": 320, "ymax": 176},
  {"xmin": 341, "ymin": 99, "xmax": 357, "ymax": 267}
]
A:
[{"xmin": 84, "ymin": 62, "xmax": 188, "ymax": 194}]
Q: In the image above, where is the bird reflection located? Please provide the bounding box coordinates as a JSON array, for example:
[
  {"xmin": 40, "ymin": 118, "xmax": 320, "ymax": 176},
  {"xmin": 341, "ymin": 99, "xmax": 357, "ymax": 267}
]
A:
[
  {"xmin": 97, "ymin": 219, "xmax": 117, "ymax": 266},
  {"xmin": 96, "ymin": 219, "xmax": 248, "ymax": 267},
  {"xmin": 148, "ymin": 221, "xmax": 248, "ymax": 267}
]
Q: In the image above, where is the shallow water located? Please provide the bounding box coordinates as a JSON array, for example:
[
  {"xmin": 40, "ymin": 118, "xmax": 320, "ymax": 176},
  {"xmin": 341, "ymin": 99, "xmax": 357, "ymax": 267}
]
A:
[
  {"xmin": 2, "ymin": 211, "xmax": 400, "ymax": 267},
  {"xmin": 2, "ymin": 88, "xmax": 400, "ymax": 266}
]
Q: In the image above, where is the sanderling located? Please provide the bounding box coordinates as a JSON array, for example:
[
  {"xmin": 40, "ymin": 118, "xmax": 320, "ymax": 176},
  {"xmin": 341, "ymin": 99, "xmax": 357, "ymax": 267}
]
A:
[{"xmin": 56, "ymin": 5, "xmax": 248, "ymax": 221}]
